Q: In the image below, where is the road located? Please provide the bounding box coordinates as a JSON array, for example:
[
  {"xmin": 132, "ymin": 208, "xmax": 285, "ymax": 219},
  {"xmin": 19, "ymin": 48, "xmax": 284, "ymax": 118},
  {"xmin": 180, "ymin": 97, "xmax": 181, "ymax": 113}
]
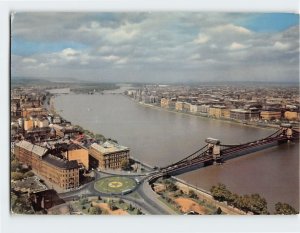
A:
[{"xmin": 58, "ymin": 171, "xmax": 176, "ymax": 215}]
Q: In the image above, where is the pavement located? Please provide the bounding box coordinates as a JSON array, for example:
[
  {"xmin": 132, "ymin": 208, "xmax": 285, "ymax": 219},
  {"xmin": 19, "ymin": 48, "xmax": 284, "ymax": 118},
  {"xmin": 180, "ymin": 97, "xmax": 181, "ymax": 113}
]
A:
[{"xmin": 58, "ymin": 170, "xmax": 177, "ymax": 215}]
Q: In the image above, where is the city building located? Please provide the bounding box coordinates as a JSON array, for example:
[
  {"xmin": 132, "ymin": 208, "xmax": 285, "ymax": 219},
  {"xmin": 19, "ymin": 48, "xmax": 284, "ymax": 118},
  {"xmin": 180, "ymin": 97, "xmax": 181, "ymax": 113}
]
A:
[
  {"xmin": 175, "ymin": 101, "xmax": 184, "ymax": 111},
  {"xmin": 37, "ymin": 118, "xmax": 49, "ymax": 128},
  {"xmin": 22, "ymin": 107, "xmax": 47, "ymax": 118},
  {"xmin": 284, "ymin": 111, "xmax": 299, "ymax": 121},
  {"xmin": 24, "ymin": 118, "xmax": 34, "ymax": 131},
  {"xmin": 209, "ymin": 106, "xmax": 229, "ymax": 119},
  {"xmin": 198, "ymin": 104, "xmax": 210, "ymax": 114},
  {"xmin": 260, "ymin": 111, "xmax": 282, "ymax": 121},
  {"xmin": 190, "ymin": 104, "xmax": 198, "ymax": 113},
  {"xmin": 14, "ymin": 140, "xmax": 80, "ymax": 190},
  {"xmin": 230, "ymin": 109, "xmax": 251, "ymax": 121},
  {"xmin": 89, "ymin": 141, "xmax": 130, "ymax": 169},
  {"xmin": 62, "ymin": 144, "xmax": 89, "ymax": 170},
  {"xmin": 161, "ymin": 98, "xmax": 170, "ymax": 108}
]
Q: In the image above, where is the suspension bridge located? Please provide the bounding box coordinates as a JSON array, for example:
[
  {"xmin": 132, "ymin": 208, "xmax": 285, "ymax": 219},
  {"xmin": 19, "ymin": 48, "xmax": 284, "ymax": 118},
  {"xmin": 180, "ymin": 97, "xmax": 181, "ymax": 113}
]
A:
[{"xmin": 148, "ymin": 123, "xmax": 299, "ymax": 183}]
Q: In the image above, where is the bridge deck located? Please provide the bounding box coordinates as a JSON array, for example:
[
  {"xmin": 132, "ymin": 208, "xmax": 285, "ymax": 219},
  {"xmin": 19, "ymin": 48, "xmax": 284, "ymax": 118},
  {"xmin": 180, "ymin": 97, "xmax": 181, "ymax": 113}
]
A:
[{"xmin": 148, "ymin": 128, "xmax": 299, "ymax": 183}]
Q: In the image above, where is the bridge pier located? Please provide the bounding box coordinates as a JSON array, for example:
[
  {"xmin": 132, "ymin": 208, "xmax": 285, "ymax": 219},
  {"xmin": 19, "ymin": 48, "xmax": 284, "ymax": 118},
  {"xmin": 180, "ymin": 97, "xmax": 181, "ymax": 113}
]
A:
[
  {"xmin": 281, "ymin": 123, "xmax": 293, "ymax": 141},
  {"xmin": 205, "ymin": 138, "xmax": 222, "ymax": 164}
]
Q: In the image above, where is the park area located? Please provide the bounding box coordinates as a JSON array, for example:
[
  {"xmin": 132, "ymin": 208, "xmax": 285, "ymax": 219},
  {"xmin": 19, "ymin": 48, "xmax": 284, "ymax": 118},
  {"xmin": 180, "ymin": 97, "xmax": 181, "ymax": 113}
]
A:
[{"xmin": 94, "ymin": 176, "xmax": 137, "ymax": 194}]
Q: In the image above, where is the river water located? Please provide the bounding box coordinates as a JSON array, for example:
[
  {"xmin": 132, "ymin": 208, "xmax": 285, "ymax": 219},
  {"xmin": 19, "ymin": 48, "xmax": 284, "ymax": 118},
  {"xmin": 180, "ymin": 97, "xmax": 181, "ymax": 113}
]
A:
[{"xmin": 53, "ymin": 92, "xmax": 299, "ymax": 212}]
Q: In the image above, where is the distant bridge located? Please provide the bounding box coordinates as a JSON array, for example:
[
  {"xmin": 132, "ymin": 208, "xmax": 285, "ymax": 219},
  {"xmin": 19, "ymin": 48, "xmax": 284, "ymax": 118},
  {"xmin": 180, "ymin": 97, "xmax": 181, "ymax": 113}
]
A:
[{"xmin": 148, "ymin": 124, "xmax": 299, "ymax": 183}]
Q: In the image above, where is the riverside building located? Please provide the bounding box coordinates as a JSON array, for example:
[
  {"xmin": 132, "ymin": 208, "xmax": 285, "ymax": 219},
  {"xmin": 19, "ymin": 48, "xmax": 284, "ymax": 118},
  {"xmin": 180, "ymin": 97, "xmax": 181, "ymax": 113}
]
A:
[
  {"xmin": 14, "ymin": 140, "xmax": 80, "ymax": 190},
  {"xmin": 89, "ymin": 141, "xmax": 130, "ymax": 169}
]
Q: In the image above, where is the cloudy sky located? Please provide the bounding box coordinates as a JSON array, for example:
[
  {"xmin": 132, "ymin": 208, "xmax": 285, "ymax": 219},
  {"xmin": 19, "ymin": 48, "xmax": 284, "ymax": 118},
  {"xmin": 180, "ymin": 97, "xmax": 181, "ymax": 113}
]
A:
[{"xmin": 11, "ymin": 12, "xmax": 299, "ymax": 83}]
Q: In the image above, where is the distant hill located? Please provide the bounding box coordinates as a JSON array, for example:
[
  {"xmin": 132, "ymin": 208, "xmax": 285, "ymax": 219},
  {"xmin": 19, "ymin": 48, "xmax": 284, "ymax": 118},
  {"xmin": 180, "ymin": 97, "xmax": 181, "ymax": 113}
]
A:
[{"xmin": 11, "ymin": 77, "xmax": 55, "ymax": 87}]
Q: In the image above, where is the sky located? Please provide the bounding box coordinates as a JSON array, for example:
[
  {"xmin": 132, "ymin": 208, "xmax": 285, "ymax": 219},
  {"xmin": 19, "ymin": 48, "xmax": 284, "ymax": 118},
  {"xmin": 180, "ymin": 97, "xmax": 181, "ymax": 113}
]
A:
[{"xmin": 11, "ymin": 12, "xmax": 299, "ymax": 83}]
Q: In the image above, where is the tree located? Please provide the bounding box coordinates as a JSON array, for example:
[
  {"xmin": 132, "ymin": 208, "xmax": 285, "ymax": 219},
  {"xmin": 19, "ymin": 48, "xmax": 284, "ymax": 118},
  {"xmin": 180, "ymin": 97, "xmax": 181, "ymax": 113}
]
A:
[
  {"xmin": 11, "ymin": 160, "xmax": 20, "ymax": 172},
  {"xmin": 24, "ymin": 171, "xmax": 34, "ymax": 178},
  {"xmin": 121, "ymin": 159, "xmax": 131, "ymax": 171},
  {"xmin": 118, "ymin": 199, "xmax": 124, "ymax": 204},
  {"xmin": 188, "ymin": 190, "xmax": 198, "ymax": 199},
  {"xmin": 108, "ymin": 202, "xmax": 118, "ymax": 211},
  {"xmin": 248, "ymin": 194, "xmax": 268, "ymax": 215},
  {"xmin": 215, "ymin": 207, "xmax": 222, "ymax": 215},
  {"xmin": 275, "ymin": 202, "xmax": 298, "ymax": 215},
  {"xmin": 210, "ymin": 183, "xmax": 232, "ymax": 202},
  {"xmin": 11, "ymin": 172, "xmax": 24, "ymax": 181},
  {"xmin": 227, "ymin": 193, "xmax": 238, "ymax": 206},
  {"xmin": 89, "ymin": 206, "xmax": 102, "ymax": 215},
  {"xmin": 136, "ymin": 208, "xmax": 143, "ymax": 215},
  {"xmin": 174, "ymin": 189, "xmax": 184, "ymax": 197},
  {"xmin": 128, "ymin": 204, "xmax": 134, "ymax": 211},
  {"xmin": 164, "ymin": 180, "xmax": 178, "ymax": 192},
  {"xmin": 79, "ymin": 198, "xmax": 88, "ymax": 205}
]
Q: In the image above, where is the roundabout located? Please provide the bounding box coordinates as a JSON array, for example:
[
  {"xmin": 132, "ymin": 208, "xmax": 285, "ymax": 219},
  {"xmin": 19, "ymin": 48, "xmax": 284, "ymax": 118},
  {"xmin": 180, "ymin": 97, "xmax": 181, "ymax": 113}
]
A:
[{"xmin": 94, "ymin": 176, "xmax": 137, "ymax": 195}]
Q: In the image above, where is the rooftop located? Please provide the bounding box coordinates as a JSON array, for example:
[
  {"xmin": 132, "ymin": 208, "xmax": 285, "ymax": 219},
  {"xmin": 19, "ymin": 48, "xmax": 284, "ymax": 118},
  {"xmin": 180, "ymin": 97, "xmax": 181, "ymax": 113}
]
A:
[
  {"xmin": 15, "ymin": 140, "xmax": 48, "ymax": 157},
  {"xmin": 90, "ymin": 141, "xmax": 129, "ymax": 155},
  {"xmin": 230, "ymin": 109, "xmax": 251, "ymax": 113},
  {"xmin": 43, "ymin": 154, "xmax": 79, "ymax": 170}
]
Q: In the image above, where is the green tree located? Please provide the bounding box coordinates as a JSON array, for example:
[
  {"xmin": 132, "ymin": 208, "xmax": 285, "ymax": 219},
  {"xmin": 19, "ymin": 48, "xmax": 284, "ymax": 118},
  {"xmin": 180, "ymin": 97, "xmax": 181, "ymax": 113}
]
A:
[
  {"xmin": 188, "ymin": 190, "xmax": 198, "ymax": 199},
  {"xmin": 173, "ymin": 189, "xmax": 184, "ymax": 197},
  {"xmin": 164, "ymin": 180, "xmax": 178, "ymax": 192},
  {"xmin": 128, "ymin": 204, "xmax": 134, "ymax": 211},
  {"xmin": 121, "ymin": 159, "xmax": 131, "ymax": 171},
  {"xmin": 227, "ymin": 193, "xmax": 238, "ymax": 206},
  {"xmin": 210, "ymin": 183, "xmax": 232, "ymax": 202},
  {"xmin": 108, "ymin": 202, "xmax": 118, "ymax": 211},
  {"xmin": 214, "ymin": 207, "xmax": 222, "ymax": 215},
  {"xmin": 79, "ymin": 198, "xmax": 88, "ymax": 205},
  {"xmin": 24, "ymin": 171, "xmax": 34, "ymax": 178},
  {"xmin": 89, "ymin": 206, "xmax": 102, "ymax": 215},
  {"xmin": 274, "ymin": 202, "xmax": 298, "ymax": 215},
  {"xmin": 136, "ymin": 208, "xmax": 143, "ymax": 215},
  {"xmin": 11, "ymin": 160, "xmax": 20, "ymax": 172},
  {"xmin": 248, "ymin": 193, "xmax": 268, "ymax": 215},
  {"xmin": 11, "ymin": 172, "xmax": 24, "ymax": 181}
]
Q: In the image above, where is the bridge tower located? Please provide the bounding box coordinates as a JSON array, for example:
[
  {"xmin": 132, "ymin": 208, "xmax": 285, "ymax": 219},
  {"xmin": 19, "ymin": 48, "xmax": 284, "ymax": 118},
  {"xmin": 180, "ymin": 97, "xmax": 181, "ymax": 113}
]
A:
[
  {"xmin": 205, "ymin": 138, "xmax": 221, "ymax": 163},
  {"xmin": 281, "ymin": 123, "xmax": 293, "ymax": 140}
]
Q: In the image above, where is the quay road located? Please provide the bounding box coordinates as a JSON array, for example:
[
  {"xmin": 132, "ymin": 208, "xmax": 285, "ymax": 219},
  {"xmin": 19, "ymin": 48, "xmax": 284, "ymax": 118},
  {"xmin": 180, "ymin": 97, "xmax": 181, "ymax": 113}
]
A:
[{"xmin": 58, "ymin": 170, "xmax": 176, "ymax": 215}]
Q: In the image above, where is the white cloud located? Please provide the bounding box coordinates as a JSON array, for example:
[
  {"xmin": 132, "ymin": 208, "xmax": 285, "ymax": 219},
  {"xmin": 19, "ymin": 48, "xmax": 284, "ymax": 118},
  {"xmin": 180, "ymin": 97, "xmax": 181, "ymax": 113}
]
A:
[
  {"xmin": 193, "ymin": 34, "xmax": 210, "ymax": 44},
  {"xmin": 102, "ymin": 55, "xmax": 121, "ymax": 62},
  {"xmin": 228, "ymin": 42, "xmax": 248, "ymax": 50},
  {"xmin": 22, "ymin": 58, "xmax": 37, "ymax": 63},
  {"xmin": 211, "ymin": 24, "xmax": 252, "ymax": 35},
  {"xmin": 115, "ymin": 57, "xmax": 128, "ymax": 65},
  {"xmin": 189, "ymin": 54, "xmax": 201, "ymax": 60},
  {"xmin": 79, "ymin": 21, "xmax": 140, "ymax": 44},
  {"xmin": 102, "ymin": 54, "xmax": 128, "ymax": 64},
  {"xmin": 59, "ymin": 48, "xmax": 80, "ymax": 60},
  {"xmin": 273, "ymin": 41, "xmax": 290, "ymax": 51}
]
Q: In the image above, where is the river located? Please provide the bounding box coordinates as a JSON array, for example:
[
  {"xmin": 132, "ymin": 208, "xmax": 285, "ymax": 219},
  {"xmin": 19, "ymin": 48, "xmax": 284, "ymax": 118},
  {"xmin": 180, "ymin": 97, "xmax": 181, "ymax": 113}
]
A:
[{"xmin": 53, "ymin": 91, "xmax": 299, "ymax": 212}]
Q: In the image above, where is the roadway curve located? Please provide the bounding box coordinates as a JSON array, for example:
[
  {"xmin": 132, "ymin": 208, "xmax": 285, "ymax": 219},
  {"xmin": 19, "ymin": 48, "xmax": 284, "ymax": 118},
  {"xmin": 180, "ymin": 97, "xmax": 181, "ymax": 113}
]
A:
[{"xmin": 58, "ymin": 171, "xmax": 175, "ymax": 215}]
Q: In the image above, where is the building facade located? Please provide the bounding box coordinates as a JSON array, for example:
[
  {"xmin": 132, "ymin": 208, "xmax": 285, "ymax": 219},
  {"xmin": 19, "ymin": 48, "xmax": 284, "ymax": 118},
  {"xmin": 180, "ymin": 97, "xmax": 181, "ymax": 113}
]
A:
[
  {"xmin": 260, "ymin": 111, "xmax": 281, "ymax": 121},
  {"xmin": 63, "ymin": 144, "xmax": 89, "ymax": 170},
  {"xmin": 175, "ymin": 101, "xmax": 184, "ymax": 111},
  {"xmin": 89, "ymin": 141, "xmax": 130, "ymax": 169},
  {"xmin": 230, "ymin": 109, "xmax": 251, "ymax": 121},
  {"xmin": 14, "ymin": 140, "xmax": 80, "ymax": 190}
]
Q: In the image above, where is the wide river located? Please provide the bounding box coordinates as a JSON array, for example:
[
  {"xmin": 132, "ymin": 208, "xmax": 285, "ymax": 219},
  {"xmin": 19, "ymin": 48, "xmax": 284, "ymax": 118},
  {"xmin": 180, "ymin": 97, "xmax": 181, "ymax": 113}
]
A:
[{"xmin": 53, "ymin": 91, "xmax": 299, "ymax": 212}]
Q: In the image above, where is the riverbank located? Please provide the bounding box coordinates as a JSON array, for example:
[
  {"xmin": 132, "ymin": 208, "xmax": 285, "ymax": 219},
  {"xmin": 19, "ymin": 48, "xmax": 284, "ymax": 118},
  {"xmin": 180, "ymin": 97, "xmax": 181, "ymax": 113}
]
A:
[
  {"xmin": 172, "ymin": 177, "xmax": 246, "ymax": 215},
  {"xmin": 130, "ymin": 98, "xmax": 278, "ymax": 131}
]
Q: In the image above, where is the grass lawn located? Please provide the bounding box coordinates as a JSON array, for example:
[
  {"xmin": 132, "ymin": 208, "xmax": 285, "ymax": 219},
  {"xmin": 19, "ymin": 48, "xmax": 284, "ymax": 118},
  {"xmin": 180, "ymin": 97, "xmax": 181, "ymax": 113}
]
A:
[{"xmin": 94, "ymin": 176, "xmax": 137, "ymax": 194}]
